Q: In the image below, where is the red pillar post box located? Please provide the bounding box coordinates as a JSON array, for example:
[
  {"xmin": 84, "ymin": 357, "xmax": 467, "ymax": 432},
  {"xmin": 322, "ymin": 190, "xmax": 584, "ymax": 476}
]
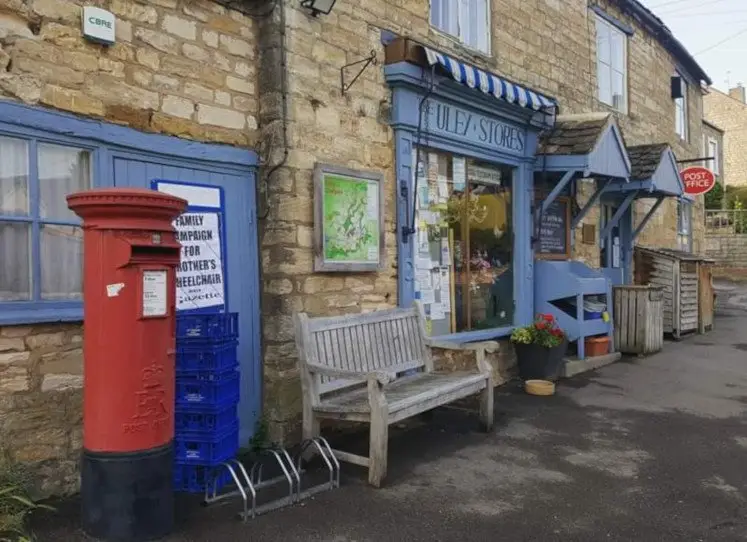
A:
[{"xmin": 67, "ymin": 188, "xmax": 187, "ymax": 542}]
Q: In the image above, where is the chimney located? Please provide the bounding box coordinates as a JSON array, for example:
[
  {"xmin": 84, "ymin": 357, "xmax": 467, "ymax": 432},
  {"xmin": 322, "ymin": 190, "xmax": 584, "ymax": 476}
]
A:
[{"xmin": 729, "ymin": 83, "xmax": 746, "ymax": 103}]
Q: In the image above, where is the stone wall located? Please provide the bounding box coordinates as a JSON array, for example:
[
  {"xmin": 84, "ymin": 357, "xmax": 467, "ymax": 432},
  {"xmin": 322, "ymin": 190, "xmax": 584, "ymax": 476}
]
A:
[
  {"xmin": 0, "ymin": 324, "xmax": 83, "ymax": 497},
  {"xmin": 705, "ymin": 234, "xmax": 747, "ymax": 268},
  {"xmin": 705, "ymin": 88, "xmax": 747, "ymax": 187},
  {"xmin": 0, "ymin": 0, "xmax": 259, "ymax": 145},
  {"xmin": 262, "ymin": 0, "xmax": 710, "ymax": 442}
]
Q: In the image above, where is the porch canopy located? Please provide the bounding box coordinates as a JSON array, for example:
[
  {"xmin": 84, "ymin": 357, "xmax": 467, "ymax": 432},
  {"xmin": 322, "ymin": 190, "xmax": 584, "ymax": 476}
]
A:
[
  {"xmin": 602, "ymin": 143, "xmax": 686, "ymax": 245},
  {"xmin": 535, "ymin": 113, "xmax": 632, "ymax": 230}
]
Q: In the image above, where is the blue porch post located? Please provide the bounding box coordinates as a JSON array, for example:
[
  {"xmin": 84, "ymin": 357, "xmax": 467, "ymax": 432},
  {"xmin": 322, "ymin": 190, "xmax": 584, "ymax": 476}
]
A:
[
  {"xmin": 395, "ymin": 128, "xmax": 416, "ymax": 308},
  {"xmin": 515, "ymin": 160, "xmax": 535, "ymax": 327}
]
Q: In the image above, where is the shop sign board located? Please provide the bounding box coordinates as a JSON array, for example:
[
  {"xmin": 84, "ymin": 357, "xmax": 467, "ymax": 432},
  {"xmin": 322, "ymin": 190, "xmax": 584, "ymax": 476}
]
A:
[
  {"xmin": 423, "ymin": 98, "xmax": 526, "ymax": 156},
  {"xmin": 680, "ymin": 166, "xmax": 716, "ymax": 195}
]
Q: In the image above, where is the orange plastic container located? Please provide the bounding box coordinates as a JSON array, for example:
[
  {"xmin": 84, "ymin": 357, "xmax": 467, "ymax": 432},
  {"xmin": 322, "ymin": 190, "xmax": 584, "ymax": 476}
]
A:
[{"xmin": 585, "ymin": 335, "xmax": 611, "ymax": 357}]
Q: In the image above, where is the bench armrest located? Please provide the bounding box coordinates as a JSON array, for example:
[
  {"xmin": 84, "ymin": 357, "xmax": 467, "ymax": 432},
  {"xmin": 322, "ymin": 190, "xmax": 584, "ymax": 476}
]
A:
[
  {"xmin": 305, "ymin": 363, "xmax": 393, "ymax": 385},
  {"xmin": 426, "ymin": 340, "xmax": 496, "ymax": 382}
]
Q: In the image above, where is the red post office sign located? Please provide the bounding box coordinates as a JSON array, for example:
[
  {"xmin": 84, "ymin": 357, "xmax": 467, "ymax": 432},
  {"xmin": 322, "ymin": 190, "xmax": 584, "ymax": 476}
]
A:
[{"xmin": 680, "ymin": 166, "xmax": 716, "ymax": 195}]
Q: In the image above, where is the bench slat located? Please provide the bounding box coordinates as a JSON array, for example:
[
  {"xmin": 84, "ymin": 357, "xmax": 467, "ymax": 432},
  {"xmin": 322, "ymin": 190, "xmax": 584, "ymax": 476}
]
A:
[
  {"xmin": 306, "ymin": 307, "xmax": 419, "ymax": 332},
  {"xmin": 315, "ymin": 372, "xmax": 486, "ymax": 415}
]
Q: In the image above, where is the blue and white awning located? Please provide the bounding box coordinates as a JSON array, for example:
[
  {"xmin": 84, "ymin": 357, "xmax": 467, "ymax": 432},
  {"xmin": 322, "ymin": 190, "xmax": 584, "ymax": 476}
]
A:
[{"xmin": 423, "ymin": 46, "xmax": 556, "ymax": 112}]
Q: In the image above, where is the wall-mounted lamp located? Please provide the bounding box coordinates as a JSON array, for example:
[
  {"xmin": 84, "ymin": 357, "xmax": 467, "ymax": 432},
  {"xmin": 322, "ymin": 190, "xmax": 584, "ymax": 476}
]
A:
[{"xmin": 300, "ymin": 0, "xmax": 337, "ymax": 16}]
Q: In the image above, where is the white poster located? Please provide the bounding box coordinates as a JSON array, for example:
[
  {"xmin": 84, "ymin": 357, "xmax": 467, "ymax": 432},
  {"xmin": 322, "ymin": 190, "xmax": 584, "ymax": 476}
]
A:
[
  {"xmin": 174, "ymin": 212, "xmax": 225, "ymax": 311},
  {"xmin": 440, "ymin": 267, "xmax": 451, "ymax": 311},
  {"xmin": 142, "ymin": 270, "xmax": 167, "ymax": 317},
  {"xmin": 430, "ymin": 302, "xmax": 445, "ymax": 321}
]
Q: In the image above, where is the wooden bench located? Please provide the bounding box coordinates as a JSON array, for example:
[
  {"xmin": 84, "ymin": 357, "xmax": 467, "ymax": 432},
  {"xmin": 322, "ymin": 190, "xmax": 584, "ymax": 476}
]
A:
[{"xmin": 293, "ymin": 302, "xmax": 494, "ymax": 487}]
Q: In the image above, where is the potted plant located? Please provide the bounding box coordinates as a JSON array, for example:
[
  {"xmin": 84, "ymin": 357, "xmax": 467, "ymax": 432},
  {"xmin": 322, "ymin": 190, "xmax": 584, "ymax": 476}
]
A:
[{"xmin": 510, "ymin": 313, "xmax": 568, "ymax": 381}]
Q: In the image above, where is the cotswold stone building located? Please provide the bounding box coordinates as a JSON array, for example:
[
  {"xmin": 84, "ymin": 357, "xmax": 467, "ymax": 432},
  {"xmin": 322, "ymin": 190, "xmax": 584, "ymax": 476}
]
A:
[
  {"xmin": 0, "ymin": 0, "xmax": 710, "ymax": 496},
  {"xmin": 705, "ymin": 85, "xmax": 746, "ymax": 188}
]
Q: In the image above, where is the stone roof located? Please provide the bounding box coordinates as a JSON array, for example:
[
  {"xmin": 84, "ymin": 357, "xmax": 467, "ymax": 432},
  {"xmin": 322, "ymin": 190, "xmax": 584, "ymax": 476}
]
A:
[
  {"xmin": 537, "ymin": 113, "xmax": 611, "ymax": 156},
  {"xmin": 627, "ymin": 143, "xmax": 669, "ymax": 181}
]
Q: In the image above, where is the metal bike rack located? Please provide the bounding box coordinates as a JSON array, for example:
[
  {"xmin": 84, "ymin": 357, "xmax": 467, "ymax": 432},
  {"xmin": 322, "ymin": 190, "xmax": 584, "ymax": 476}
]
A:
[{"xmin": 202, "ymin": 437, "xmax": 340, "ymax": 522}]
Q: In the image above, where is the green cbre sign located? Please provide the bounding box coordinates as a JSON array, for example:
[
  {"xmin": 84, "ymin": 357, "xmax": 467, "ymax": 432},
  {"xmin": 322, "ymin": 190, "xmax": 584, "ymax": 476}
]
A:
[{"xmin": 82, "ymin": 6, "xmax": 115, "ymax": 45}]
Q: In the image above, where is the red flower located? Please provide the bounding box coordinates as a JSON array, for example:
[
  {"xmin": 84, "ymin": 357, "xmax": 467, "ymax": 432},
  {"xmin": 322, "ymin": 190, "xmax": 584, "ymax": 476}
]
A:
[{"xmin": 543, "ymin": 314, "xmax": 554, "ymax": 323}]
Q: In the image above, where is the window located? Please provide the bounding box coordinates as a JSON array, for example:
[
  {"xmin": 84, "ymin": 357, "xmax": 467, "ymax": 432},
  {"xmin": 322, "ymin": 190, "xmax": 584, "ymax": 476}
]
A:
[
  {"xmin": 677, "ymin": 199, "xmax": 692, "ymax": 252},
  {"xmin": 708, "ymin": 138, "xmax": 719, "ymax": 175},
  {"xmin": 413, "ymin": 149, "xmax": 514, "ymax": 336},
  {"xmin": 596, "ymin": 15, "xmax": 628, "ymax": 113},
  {"xmin": 675, "ymin": 77, "xmax": 688, "ymax": 140},
  {"xmin": 431, "ymin": 0, "xmax": 490, "ymax": 55},
  {"xmin": 0, "ymin": 137, "xmax": 90, "ymax": 304}
]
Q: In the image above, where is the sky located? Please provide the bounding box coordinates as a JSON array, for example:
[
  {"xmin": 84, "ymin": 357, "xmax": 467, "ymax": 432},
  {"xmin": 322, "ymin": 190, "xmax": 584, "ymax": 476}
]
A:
[{"xmin": 638, "ymin": 0, "xmax": 747, "ymax": 91}]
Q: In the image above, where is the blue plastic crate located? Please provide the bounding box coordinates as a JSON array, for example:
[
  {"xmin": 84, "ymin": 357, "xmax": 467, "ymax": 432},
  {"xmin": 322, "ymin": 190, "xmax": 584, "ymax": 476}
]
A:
[
  {"xmin": 175, "ymin": 423, "xmax": 239, "ymax": 465},
  {"xmin": 176, "ymin": 313, "xmax": 239, "ymax": 342},
  {"xmin": 176, "ymin": 341, "xmax": 238, "ymax": 374},
  {"xmin": 175, "ymin": 404, "xmax": 238, "ymax": 434},
  {"xmin": 176, "ymin": 370, "xmax": 240, "ymax": 407},
  {"xmin": 173, "ymin": 463, "xmax": 233, "ymax": 494}
]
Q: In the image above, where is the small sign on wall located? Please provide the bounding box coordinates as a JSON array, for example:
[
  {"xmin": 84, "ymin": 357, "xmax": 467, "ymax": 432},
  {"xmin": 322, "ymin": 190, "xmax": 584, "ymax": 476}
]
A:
[{"xmin": 82, "ymin": 6, "xmax": 116, "ymax": 45}]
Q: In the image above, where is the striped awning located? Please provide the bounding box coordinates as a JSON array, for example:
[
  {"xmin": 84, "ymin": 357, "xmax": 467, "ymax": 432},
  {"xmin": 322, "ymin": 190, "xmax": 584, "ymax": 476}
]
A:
[{"xmin": 423, "ymin": 46, "xmax": 556, "ymax": 112}]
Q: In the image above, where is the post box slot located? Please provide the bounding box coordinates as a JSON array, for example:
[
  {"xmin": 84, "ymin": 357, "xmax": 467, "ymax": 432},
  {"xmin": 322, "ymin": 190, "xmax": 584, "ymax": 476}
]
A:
[{"xmin": 130, "ymin": 244, "xmax": 180, "ymax": 264}]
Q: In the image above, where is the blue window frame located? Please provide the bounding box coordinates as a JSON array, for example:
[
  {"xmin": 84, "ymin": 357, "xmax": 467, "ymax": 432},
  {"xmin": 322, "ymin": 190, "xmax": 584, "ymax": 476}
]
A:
[{"xmin": 0, "ymin": 130, "xmax": 100, "ymax": 325}]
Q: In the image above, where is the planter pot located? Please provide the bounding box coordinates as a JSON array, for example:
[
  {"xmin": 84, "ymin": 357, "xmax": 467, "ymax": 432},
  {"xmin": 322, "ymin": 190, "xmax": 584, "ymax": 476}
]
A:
[{"xmin": 513, "ymin": 340, "xmax": 568, "ymax": 382}]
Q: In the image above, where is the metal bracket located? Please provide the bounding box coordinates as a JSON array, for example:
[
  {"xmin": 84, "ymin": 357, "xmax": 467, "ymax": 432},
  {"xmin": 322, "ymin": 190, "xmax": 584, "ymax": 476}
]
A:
[{"xmin": 341, "ymin": 50, "xmax": 378, "ymax": 95}]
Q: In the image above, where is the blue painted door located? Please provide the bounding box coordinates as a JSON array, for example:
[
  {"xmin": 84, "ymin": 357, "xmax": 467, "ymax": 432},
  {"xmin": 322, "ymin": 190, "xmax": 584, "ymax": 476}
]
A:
[{"xmin": 111, "ymin": 150, "xmax": 260, "ymax": 445}]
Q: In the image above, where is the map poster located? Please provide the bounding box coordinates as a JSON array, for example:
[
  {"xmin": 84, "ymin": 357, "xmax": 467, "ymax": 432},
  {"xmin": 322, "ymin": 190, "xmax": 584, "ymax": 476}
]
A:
[{"xmin": 314, "ymin": 163, "xmax": 385, "ymax": 272}]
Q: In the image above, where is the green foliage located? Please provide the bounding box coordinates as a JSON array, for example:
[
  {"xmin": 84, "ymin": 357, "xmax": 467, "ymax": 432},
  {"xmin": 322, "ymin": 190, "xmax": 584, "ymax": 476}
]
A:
[
  {"xmin": 725, "ymin": 185, "xmax": 747, "ymax": 209},
  {"xmin": 0, "ymin": 457, "xmax": 54, "ymax": 542},
  {"xmin": 704, "ymin": 182, "xmax": 724, "ymax": 210},
  {"xmin": 248, "ymin": 416, "xmax": 271, "ymax": 453},
  {"xmin": 510, "ymin": 314, "xmax": 566, "ymax": 348}
]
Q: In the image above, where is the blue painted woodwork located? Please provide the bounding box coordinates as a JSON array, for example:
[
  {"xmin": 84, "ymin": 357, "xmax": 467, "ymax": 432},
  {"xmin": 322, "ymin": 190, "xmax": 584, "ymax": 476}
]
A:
[
  {"xmin": 0, "ymin": 102, "xmax": 261, "ymax": 444},
  {"xmin": 115, "ymin": 152, "xmax": 260, "ymax": 446},
  {"xmin": 591, "ymin": 5, "xmax": 635, "ymax": 35},
  {"xmin": 0, "ymin": 100, "xmax": 257, "ymax": 167},
  {"xmin": 601, "ymin": 146, "xmax": 683, "ymax": 284},
  {"xmin": 600, "ymin": 196, "xmax": 634, "ymax": 285},
  {"xmin": 534, "ymin": 260, "xmax": 613, "ymax": 359},
  {"xmin": 387, "ymin": 61, "xmax": 548, "ymax": 339},
  {"xmin": 599, "ymin": 191, "xmax": 638, "ymax": 240},
  {"xmin": 537, "ymin": 120, "xmax": 631, "ymax": 179},
  {"xmin": 633, "ymin": 196, "xmax": 665, "ymax": 242},
  {"xmin": 605, "ymin": 147, "xmax": 683, "ymax": 198},
  {"xmin": 571, "ymin": 183, "xmax": 606, "ymax": 229}
]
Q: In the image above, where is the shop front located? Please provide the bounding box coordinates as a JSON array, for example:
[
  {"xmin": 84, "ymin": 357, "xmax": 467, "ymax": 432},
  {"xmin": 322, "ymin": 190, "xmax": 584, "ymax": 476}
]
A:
[{"xmin": 384, "ymin": 39, "xmax": 557, "ymax": 343}]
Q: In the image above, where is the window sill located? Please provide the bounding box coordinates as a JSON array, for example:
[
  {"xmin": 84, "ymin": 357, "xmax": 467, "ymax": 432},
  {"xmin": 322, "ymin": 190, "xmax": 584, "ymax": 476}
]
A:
[
  {"xmin": 0, "ymin": 305, "xmax": 83, "ymax": 326},
  {"xmin": 431, "ymin": 325, "xmax": 514, "ymax": 344},
  {"xmin": 428, "ymin": 27, "xmax": 492, "ymax": 62}
]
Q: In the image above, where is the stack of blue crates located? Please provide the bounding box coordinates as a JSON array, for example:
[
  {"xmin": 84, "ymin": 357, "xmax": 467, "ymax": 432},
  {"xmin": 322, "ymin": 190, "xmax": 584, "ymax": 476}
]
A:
[{"xmin": 173, "ymin": 312, "xmax": 240, "ymax": 493}]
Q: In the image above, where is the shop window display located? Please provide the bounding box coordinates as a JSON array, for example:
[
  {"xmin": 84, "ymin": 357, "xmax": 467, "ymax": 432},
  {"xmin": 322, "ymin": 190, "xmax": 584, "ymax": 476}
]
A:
[{"xmin": 413, "ymin": 149, "xmax": 514, "ymax": 336}]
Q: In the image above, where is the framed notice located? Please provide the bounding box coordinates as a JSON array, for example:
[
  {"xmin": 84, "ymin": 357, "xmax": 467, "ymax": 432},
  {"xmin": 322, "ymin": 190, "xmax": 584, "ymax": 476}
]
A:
[
  {"xmin": 535, "ymin": 196, "xmax": 571, "ymax": 260},
  {"xmin": 152, "ymin": 180, "xmax": 227, "ymax": 313},
  {"xmin": 313, "ymin": 163, "xmax": 385, "ymax": 272}
]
